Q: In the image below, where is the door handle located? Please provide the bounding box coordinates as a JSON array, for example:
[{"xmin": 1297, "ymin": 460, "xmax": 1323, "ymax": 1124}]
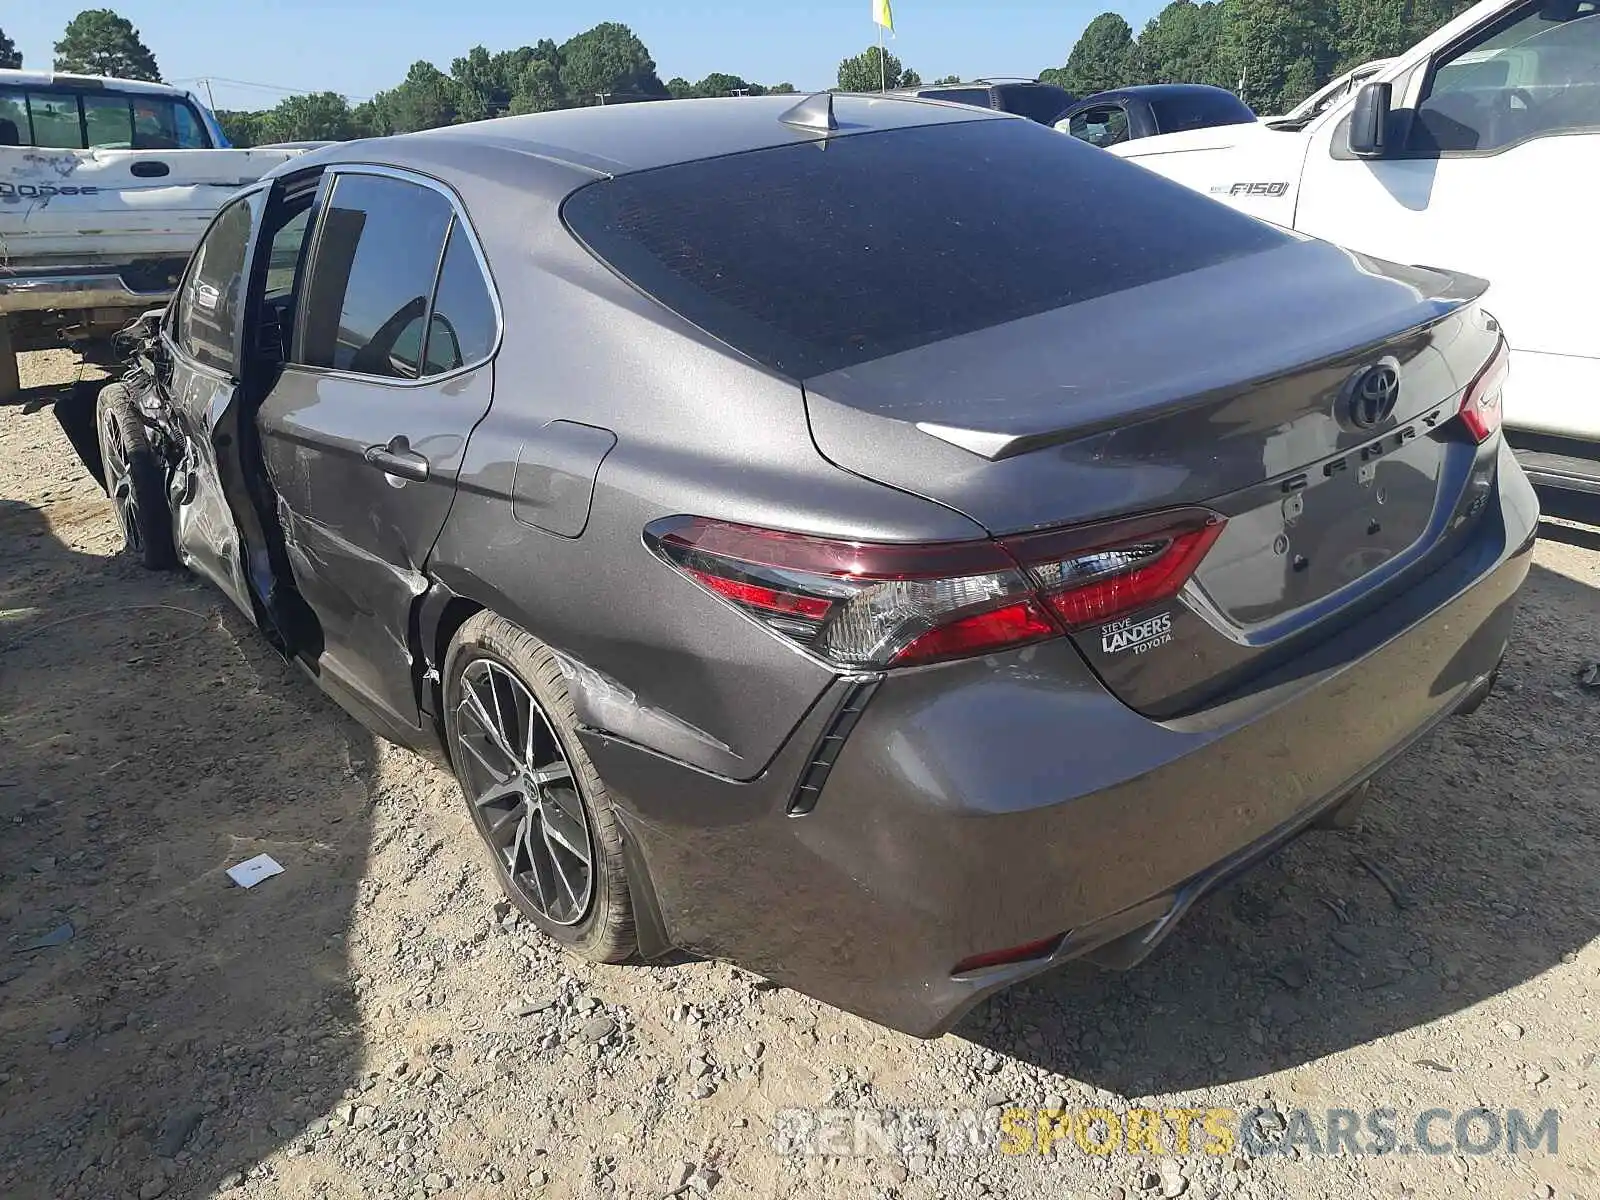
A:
[{"xmin": 363, "ymin": 437, "xmax": 429, "ymax": 482}]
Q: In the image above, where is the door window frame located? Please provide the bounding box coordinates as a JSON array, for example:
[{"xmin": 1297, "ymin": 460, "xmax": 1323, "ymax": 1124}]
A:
[
  {"xmin": 163, "ymin": 183, "xmax": 273, "ymax": 381},
  {"xmin": 288, "ymin": 164, "xmax": 504, "ymax": 389}
]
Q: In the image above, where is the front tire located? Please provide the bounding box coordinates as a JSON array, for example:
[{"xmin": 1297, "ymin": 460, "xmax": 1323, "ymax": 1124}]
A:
[
  {"xmin": 96, "ymin": 383, "xmax": 175, "ymax": 570},
  {"xmin": 443, "ymin": 612, "xmax": 636, "ymax": 962}
]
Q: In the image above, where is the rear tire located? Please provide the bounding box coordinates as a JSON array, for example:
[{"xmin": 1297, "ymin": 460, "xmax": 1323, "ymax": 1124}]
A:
[
  {"xmin": 96, "ymin": 383, "xmax": 176, "ymax": 570},
  {"xmin": 443, "ymin": 611, "xmax": 636, "ymax": 963}
]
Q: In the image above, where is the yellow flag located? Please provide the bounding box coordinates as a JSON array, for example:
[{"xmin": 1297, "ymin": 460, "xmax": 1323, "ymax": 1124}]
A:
[{"xmin": 873, "ymin": 0, "xmax": 894, "ymax": 32}]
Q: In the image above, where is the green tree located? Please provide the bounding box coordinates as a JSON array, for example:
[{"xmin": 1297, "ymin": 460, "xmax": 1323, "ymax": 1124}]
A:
[
  {"xmin": 451, "ymin": 45, "xmax": 508, "ymax": 123},
  {"xmin": 766, "ymin": 82, "xmax": 798, "ymax": 94},
  {"xmin": 215, "ymin": 109, "xmax": 266, "ymax": 147},
  {"xmin": 558, "ymin": 22, "xmax": 666, "ymax": 104},
  {"xmin": 694, "ymin": 72, "xmax": 753, "ymax": 97},
  {"xmin": 262, "ymin": 92, "xmax": 357, "ymax": 142},
  {"xmin": 383, "ymin": 61, "xmax": 458, "ymax": 131},
  {"xmin": 508, "ymin": 57, "xmax": 566, "ymax": 114},
  {"xmin": 900, "ymin": 68, "xmax": 923, "ymax": 87},
  {"xmin": 0, "ymin": 26, "xmax": 20, "ymax": 70},
  {"xmin": 1136, "ymin": 1, "xmax": 1232, "ymax": 87},
  {"xmin": 933, "ymin": 74, "xmax": 964, "ymax": 85},
  {"xmin": 666, "ymin": 76, "xmax": 696, "ymax": 99},
  {"xmin": 1060, "ymin": 12, "xmax": 1141, "ymax": 95},
  {"xmin": 54, "ymin": 9, "xmax": 161, "ymax": 80},
  {"xmin": 837, "ymin": 45, "xmax": 914, "ymax": 92},
  {"xmin": 1224, "ymin": 0, "xmax": 1338, "ymax": 112},
  {"xmin": 351, "ymin": 97, "xmax": 393, "ymax": 137}
]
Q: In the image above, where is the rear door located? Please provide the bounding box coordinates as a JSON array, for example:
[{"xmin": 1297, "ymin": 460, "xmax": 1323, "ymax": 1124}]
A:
[
  {"xmin": 256, "ymin": 167, "xmax": 500, "ymax": 732},
  {"xmin": 1295, "ymin": 0, "xmax": 1600, "ymax": 436}
]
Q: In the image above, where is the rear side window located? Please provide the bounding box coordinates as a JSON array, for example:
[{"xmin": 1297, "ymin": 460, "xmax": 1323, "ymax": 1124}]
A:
[
  {"xmin": 24, "ymin": 93, "xmax": 80, "ymax": 147},
  {"xmin": 919, "ymin": 88, "xmax": 993, "ymax": 109},
  {"xmin": 174, "ymin": 191, "xmax": 262, "ymax": 373},
  {"xmin": 1150, "ymin": 90, "xmax": 1256, "ymax": 134},
  {"xmin": 421, "ymin": 221, "xmax": 498, "ymax": 376},
  {"xmin": 0, "ymin": 87, "xmax": 211, "ymax": 149},
  {"xmin": 298, "ymin": 173, "xmax": 454, "ymax": 379},
  {"xmin": 565, "ymin": 119, "xmax": 1290, "ymax": 378},
  {"xmin": 995, "ymin": 83, "xmax": 1075, "ymax": 124}
]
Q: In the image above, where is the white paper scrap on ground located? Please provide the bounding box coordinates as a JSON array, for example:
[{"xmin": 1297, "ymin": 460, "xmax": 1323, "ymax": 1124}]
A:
[{"xmin": 226, "ymin": 854, "xmax": 285, "ymax": 889}]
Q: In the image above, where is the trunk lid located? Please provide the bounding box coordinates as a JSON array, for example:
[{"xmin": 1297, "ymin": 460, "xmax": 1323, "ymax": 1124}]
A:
[
  {"xmin": 804, "ymin": 240, "xmax": 1501, "ymax": 715},
  {"xmin": 0, "ymin": 146, "xmax": 303, "ymax": 262}
]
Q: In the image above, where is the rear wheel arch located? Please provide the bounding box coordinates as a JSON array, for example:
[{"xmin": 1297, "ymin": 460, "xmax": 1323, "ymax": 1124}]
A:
[{"xmin": 423, "ymin": 588, "xmax": 676, "ymax": 959}]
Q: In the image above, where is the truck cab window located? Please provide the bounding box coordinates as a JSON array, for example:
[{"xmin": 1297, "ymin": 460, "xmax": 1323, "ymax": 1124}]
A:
[{"xmin": 1412, "ymin": 2, "xmax": 1600, "ymax": 152}]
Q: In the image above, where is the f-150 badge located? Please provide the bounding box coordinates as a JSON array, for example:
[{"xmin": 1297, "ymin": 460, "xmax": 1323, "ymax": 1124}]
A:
[{"xmin": 1210, "ymin": 181, "xmax": 1290, "ymax": 197}]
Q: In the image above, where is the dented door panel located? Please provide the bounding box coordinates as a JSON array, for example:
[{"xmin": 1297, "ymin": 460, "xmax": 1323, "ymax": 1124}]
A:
[
  {"xmin": 163, "ymin": 359, "xmax": 257, "ymax": 618},
  {"xmin": 256, "ymin": 363, "xmax": 494, "ymax": 728}
]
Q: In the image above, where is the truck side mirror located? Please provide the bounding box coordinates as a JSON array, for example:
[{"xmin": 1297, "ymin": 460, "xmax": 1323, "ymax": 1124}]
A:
[{"xmin": 1348, "ymin": 81, "xmax": 1393, "ymax": 157}]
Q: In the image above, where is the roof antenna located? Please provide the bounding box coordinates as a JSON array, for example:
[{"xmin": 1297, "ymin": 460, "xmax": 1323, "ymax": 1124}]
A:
[{"xmin": 779, "ymin": 92, "xmax": 838, "ymax": 134}]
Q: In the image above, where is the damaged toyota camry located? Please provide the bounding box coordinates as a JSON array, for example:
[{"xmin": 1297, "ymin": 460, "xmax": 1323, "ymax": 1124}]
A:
[{"xmin": 90, "ymin": 92, "xmax": 1537, "ymax": 1036}]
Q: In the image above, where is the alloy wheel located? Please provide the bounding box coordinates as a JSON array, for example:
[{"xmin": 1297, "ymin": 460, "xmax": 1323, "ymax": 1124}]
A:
[
  {"xmin": 452, "ymin": 658, "xmax": 595, "ymax": 926},
  {"xmin": 101, "ymin": 410, "xmax": 144, "ymax": 554}
]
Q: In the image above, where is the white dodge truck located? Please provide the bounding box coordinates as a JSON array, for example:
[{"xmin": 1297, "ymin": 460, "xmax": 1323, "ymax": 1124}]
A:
[
  {"xmin": 1112, "ymin": 0, "xmax": 1600, "ymax": 495},
  {"xmin": 0, "ymin": 70, "xmax": 303, "ymax": 400}
]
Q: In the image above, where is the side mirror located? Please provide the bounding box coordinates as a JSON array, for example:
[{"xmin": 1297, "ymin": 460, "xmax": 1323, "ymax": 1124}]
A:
[{"xmin": 1348, "ymin": 81, "xmax": 1392, "ymax": 157}]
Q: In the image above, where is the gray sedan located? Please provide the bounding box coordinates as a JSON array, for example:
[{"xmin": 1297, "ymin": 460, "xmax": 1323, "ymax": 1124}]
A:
[{"xmin": 91, "ymin": 92, "xmax": 1536, "ymax": 1035}]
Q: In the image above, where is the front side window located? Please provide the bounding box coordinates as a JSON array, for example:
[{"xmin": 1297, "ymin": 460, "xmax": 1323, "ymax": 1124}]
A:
[
  {"xmin": 1411, "ymin": 0, "xmax": 1600, "ymax": 151},
  {"xmin": 1068, "ymin": 104, "xmax": 1130, "ymax": 147},
  {"xmin": 297, "ymin": 173, "xmax": 454, "ymax": 379},
  {"xmin": 174, "ymin": 192, "xmax": 262, "ymax": 373},
  {"xmin": 0, "ymin": 92, "xmax": 26, "ymax": 146}
]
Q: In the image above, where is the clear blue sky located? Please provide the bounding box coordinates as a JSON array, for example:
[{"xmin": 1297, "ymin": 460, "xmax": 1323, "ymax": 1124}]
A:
[{"xmin": 7, "ymin": 1, "xmax": 1166, "ymax": 111}]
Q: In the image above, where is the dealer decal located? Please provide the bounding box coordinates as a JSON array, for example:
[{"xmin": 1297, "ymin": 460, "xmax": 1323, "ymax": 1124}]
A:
[{"xmin": 1101, "ymin": 612, "xmax": 1173, "ymax": 655}]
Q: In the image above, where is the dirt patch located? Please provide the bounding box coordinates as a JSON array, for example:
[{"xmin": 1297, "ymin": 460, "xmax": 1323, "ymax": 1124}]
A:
[{"xmin": 2, "ymin": 350, "xmax": 1597, "ymax": 1200}]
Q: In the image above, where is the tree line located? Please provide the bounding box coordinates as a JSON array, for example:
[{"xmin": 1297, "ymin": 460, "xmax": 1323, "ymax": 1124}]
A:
[
  {"xmin": 1046, "ymin": 0, "xmax": 1475, "ymax": 116},
  {"xmin": 2, "ymin": 2, "xmax": 1483, "ymax": 148}
]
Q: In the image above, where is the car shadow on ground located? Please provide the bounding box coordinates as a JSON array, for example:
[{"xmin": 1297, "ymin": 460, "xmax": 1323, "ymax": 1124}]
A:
[
  {"xmin": 0, "ymin": 496, "xmax": 378, "ymax": 1199},
  {"xmin": 956, "ymin": 558, "xmax": 1600, "ymax": 1097}
]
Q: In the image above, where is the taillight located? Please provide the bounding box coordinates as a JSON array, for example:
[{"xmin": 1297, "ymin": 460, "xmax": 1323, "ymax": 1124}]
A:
[
  {"xmin": 1459, "ymin": 338, "xmax": 1509, "ymax": 444},
  {"xmin": 645, "ymin": 508, "xmax": 1225, "ymax": 670},
  {"xmin": 1002, "ymin": 511, "xmax": 1226, "ymax": 631}
]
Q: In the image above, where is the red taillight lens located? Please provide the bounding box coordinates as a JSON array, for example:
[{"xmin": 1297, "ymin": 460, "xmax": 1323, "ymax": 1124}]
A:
[
  {"xmin": 1005, "ymin": 516, "xmax": 1226, "ymax": 630},
  {"xmin": 645, "ymin": 509, "xmax": 1224, "ymax": 670},
  {"xmin": 891, "ymin": 599, "xmax": 1058, "ymax": 667},
  {"xmin": 1460, "ymin": 338, "xmax": 1509, "ymax": 444}
]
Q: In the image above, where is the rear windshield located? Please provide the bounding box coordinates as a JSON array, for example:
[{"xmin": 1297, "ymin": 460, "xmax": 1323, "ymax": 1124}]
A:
[
  {"xmin": 564, "ymin": 119, "xmax": 1290, "ymax": 378},
  {"xmin": 1150, "ymin": 90, "xmax": 1256, "ymax": 134}
]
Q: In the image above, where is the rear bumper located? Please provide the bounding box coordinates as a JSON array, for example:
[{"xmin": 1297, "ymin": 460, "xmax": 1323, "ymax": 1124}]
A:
[
  {"xmin": 0, "ymin": 259, "xmax": 185, "ymax": 316},
  {"xmin": 584, "ymin": 444, "xmax": 1538, "ymax": 1036}
]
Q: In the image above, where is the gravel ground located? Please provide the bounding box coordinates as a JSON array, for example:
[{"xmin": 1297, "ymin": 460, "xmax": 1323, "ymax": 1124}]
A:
[{"xmin": 2, "ymin": 349, "xmax": 1598, "ymax": 1200}]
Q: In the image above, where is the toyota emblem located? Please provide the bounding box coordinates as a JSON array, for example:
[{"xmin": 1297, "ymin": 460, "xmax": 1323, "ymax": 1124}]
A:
[{"xmin": 1344, "ymin": 361, "xmax": 1401, "ymax": 430}]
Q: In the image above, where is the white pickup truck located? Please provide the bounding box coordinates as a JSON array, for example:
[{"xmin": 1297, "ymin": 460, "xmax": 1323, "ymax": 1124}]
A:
[
  {"xmin": 1112, "ymin": 0, "xmax": 1600, "ymax": 495},
  {"xmin": 0, "ymin": 70, "xmax": 303, "ymax": 400}
]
